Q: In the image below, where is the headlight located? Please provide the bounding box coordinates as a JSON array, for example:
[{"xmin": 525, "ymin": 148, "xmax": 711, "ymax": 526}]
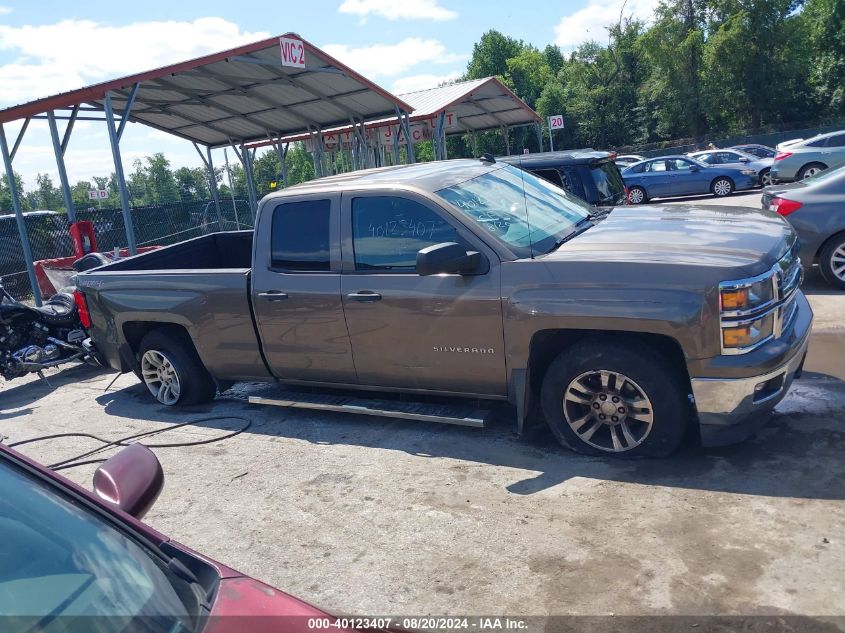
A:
[
  {"xmin": 722, "ymin": 313, "xmax": 775, "ymax": 350},
  {"xmin": 720, "ymin": 274, "xmax": 775, "ymax": 313}
]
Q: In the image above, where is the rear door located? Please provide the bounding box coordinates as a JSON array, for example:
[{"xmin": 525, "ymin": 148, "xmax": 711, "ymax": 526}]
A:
[
  {"xmin": 339, "ymin": 191, "xmax": 506, "ymax": 396},
  {"xmin": 251, "ymin": 193, "xmax": 357, "ymax": 384},
  {"xmin": 641, "ymin": 159, "xmax": 672, "ymax": 196}
]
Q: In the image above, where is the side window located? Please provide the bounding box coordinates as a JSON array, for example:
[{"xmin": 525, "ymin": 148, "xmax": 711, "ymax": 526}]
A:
[
  {"xmin": 532, "ymin": 168, "xmax": 565, "ymax": 189},
  {"xmin": 721, "ymin": 152, "xmax": 741, "ymax": 162},
  {"xmin": 696, "ymin": 154, "xmax": 715, "ymax": 164},
  {"xmin": 352, "ymin": 197, "xmax": 466, "ymax": 271},
  {"xmin": 669, "ymin": 159, "xmax": 692, "ymax": 171},
  {"xmin": 628, "ymin": 162, "xmax": 645, "ymax": 174},
  {"xmin": 270, "ymin": 199, "xmax": 331, "ymax": 271},
  {"xmin": 806, "ymin": 137, "xmax": 828, "ymax": 147},
  {"xmin": 826, "ymin": 133, "xmax": 845, "ymax": 147}
]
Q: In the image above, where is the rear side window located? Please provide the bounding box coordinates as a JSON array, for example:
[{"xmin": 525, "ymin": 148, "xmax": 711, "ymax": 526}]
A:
[
  {"xmin": 589, "ymin": 161, "xmax": 625, "ymax": 204},
  {"xmin": 532, "ymin": 168, "xmax": 565, "ymax": 189},
  {"xmin": 352, "ymin": 196, "xmax": 464, "ymax": 271},
  {"xmin": 806, "ymin": 137, "xmax": 828, "ymax": 147},
  {"xmin": 270, "ymin": 199, "xmax": 331, "ymax": 271},
  {"xmin": 826, "ymin": 133, "xmax": 845, "ymax": 147}
]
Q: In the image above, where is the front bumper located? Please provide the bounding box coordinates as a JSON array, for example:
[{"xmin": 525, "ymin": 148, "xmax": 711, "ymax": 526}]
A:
[{"xmin": 690, "ymin": 292, "xmax": 812, "ymax": 447}]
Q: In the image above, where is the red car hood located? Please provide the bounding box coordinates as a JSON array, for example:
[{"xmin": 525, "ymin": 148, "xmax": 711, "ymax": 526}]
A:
[{"xmin": 204, "ymin": 576, "xmax": 341, "ymax": 633}]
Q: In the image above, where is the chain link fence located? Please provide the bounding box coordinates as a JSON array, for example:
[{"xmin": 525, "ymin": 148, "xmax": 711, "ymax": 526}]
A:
[{"xmin": 0, "ymin": 198, "xmax": 253, "ymax": 301}]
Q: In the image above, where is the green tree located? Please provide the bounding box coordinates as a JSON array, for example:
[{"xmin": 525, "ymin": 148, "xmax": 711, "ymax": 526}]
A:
[
  {"xmin": 804, "ymin": 0, "xmax": 845, "ymax": 115},
  {"xmin": 71, "ymin": 180, "xmax": 94, "ymax": 209},
  {"xmin": 145, "ymin": 153, "xmax": 179, "ymax": 204},
  {"xmin": 0, "ymin": 172, "xmax": 29, "ymax": 213},
  {"xmin": 174, "ymin": 166, "xmax": 210, "ymax": 201},
  {"xmin": 35, "ymin": 173, "xmax": 64, "ymax": 211},
  {"xmin": 464, "ymin": 30, "xmax": 525, "ymax": 80},
  {"xmin": 638, "ymin": 0, "xmax": 707, "ymax": 140}
]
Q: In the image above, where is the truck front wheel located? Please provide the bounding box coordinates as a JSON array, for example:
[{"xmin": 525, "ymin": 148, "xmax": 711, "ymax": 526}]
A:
[
  {"xmin": 138, "ymin": 330, "xmax": 216, "ymax": 406},
  {"xmin": 540, "ymin": 340, "xmax": 689, "ymax": 457}
]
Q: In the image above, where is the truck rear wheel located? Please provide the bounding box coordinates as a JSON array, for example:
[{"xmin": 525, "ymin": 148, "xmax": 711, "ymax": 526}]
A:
[
  {"xmin": 540, "ymin": 340, "xmax": 689, "ymax": 457},
  {"xmin": 138, "ymin": 330, "xmax": 216, "ymax": 406}
]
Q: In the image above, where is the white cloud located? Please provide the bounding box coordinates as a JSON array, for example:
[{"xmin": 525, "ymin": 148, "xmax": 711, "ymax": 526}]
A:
[
  {"xmin": 0, "ymin": 6, "xmax": 12, "ymax": 15},
  {"xmin": 554, "ymin": 0, "xmax": 660, "ymax": 49},
  {"xmin": 322, "ymin": 38, "xmax": 465, "ymax": 78},
  {"xmin": 0, "ymin": 17, "xmax": 269, "ymax": 107},
  {"xmin": 391, "ymin": 72, "xmax": 461, "ymax": 94},
  {"xmin": 338, "ymin": 0, "xmax": 457, "ymax": 21}
]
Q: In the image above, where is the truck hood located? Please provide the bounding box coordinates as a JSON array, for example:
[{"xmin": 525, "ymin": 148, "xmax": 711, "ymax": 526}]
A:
[{"xmin": 543, "ymin": 204, "xmax": 794, "ymax": 275}]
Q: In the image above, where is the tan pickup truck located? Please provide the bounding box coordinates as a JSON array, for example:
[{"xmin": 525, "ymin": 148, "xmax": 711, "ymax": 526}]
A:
[{"xmin": 77, "ymin": 158, "xmax": 812, "ymax": 457}]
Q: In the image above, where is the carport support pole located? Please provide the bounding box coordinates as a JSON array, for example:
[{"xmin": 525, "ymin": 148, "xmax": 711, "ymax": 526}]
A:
[
  {"xmin": 242, "ymin": 147, "xmax": 259, "ymax": 223},
  {"xmin": 47, "ymin": 111, "xmax": 77, "ymax": 223},
  {"xmin": 535, "ymin": 123, "xmax": 543, "ymax": 153},
  {"xmin": 0, "ymin": 122, "xmax": 42, "ymax": 305},
  {"xmin": 104, "ymin": 91, "xmax": 138, "ymax": 255},
  {"xmin": 200, "ymin": 146, "xmax": 224, "ymax": 230},
  {"xmin": 501, "ymin": 125, "xmax": 511, "ymax": 156}
]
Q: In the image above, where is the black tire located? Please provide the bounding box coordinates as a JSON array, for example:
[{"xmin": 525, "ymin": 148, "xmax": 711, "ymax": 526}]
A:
[
  {"xmin": 759, "ymin": 168, "xmax": 773, "ymax": 187},
  {"xmin": 540, "ymin": 339, "xmax": 689, "ymax": 458},
  {"xmin": 711, "ymin": 177, "xmax": 734, "ymax": 197},
  {"xmin": 137, "ymin": 330, "xmax": 216, "ymax": 406},
  {"xmin": 798, "ymin": 162, "xmax": 827, "ymax": 181},
  {"xmin": 818, "ymin": 232, "xmax": 845, "ymax": 290},
  {"xmin": 627, "ymin": 186, "xmax": 647, "ymax": 204}
]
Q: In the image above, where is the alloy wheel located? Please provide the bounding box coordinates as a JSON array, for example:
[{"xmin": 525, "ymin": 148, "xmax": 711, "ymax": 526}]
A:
[
  {"xmin": 628, "ymin": 188, "xmax": 644, "ymax": 204},
  {"xmin": 713, "ymin": 179, "xmax": 732, "ymax": 196},
  {"xmin": 802, "ymin": 166, "xmax": 822, "ymax": 179},
  {"xmin": 760, "ymin": 171, "xmax": 773, "ymax": 186},
  {"xmin": 562, "ymin": 369, "xmax": 655, "ymax": 453},
  {"xmin": 831, "ymin": 244, "xmax": 845, "ymax": 282},
  {"xmin": 141, "ymin": 350, "xmax": 181, "ymax": 405}
]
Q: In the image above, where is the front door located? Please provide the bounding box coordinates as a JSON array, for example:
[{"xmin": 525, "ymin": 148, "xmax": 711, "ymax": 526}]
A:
[
  {"xmin": 340, "ymin": 192, "xmax": 506, "ymax": 396},
  {"xmin": 251, "ymin": 194, "xmax": 357, "ymax": 384}
]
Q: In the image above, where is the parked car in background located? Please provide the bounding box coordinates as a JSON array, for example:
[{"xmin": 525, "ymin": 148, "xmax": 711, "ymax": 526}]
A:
[
  {"xmin": 621, "ymin": 155, "xmax": 758, "ymax": 203},
  {"xmin": 732, "ymin": 144, "xmax": 777, "ymax": 159},
  {"xmin": 499, "ymin": 150, "xmax": 627, "ymax": 207},
  {"xmin": 613, "ymin": 154, "xmax": 646, "ymax": 168},
  {"xmin": 771, "ymin": 130, "xmax": 845, "ymax": 182},
  {"xmin": 763, "ymin": 165, "xmax": 845, "ymax": 289},
  {"xmin": 777, "ymin": 138, "xmax": 805, "ymax": 150},
  {"xmin": 0, "ymin": 441, "xmax": 341, "ymax": 632},
  {"xmin": 689, "ymin": 149, "xmax": 774, "ymax": 186}
]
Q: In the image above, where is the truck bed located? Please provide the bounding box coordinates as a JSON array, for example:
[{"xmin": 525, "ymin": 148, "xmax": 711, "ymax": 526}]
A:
[
  {"xmin": 78, "ymin": 231, "xmax": 270, "ymax": 381},
  {"xmin": 97, "ymin": 231, "xmax": 253, "ymax": 272}
]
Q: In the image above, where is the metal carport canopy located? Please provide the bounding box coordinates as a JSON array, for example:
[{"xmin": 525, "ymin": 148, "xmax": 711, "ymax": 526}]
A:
[{"xmin": 0, "ymin": 33, "xmax": 415, "ymax": 147}]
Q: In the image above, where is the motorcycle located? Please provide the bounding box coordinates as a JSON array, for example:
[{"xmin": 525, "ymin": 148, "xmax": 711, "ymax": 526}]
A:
[{"xmin": 0, "ymin": 274, "xmax": 98, "ymax": 382}]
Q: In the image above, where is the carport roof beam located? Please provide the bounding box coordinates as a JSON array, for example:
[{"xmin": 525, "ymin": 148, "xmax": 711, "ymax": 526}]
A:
[{"xmin": 0, "ymin": 34, "xmax": 414, "ymax": 149}]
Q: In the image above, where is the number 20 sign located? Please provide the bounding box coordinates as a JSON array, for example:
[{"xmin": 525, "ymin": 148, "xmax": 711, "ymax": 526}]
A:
[
  {"xmin": 548, "ymin": 115, "xmax": 565, "ymax": 130},
  {"xmin": 280, "ymin": 37, "xmax": 306, "ymax": 68}
]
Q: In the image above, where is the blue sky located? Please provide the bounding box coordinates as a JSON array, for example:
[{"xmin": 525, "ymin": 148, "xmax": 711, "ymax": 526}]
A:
[{"xmin": 0, "ymin": 0, "xmax": 659, "ymax": 191}]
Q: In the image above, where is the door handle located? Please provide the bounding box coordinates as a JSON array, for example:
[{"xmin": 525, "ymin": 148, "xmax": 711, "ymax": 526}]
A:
[
  {"xmin": 258, "ymin": 291, "xmax": 288, "ymax": 301},
  {"xmin": 346, "ymin": 291, "xmax": 382, "ymax": 302}
]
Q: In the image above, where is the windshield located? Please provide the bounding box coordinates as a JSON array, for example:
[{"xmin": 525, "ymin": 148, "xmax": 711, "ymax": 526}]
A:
[
  {"xmin": 0, "ymin": 457, "xmax": 198, "ymax": 631},
  {"xmin": 435, "ymin": 164, "xmax": 592, "ymax": 256}
]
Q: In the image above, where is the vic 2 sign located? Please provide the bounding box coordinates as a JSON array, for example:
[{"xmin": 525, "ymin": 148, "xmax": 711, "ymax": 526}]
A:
[
  {"xmin": 548, "ymin": 115, "xmax": 565, "ymax": 130},
  {"xmin": 280, "ymin": 37, "xmax": 306, "ymax": 68}
]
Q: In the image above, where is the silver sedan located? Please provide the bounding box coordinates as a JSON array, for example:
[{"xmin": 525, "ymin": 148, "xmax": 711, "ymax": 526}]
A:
[{"xmin": 689, "ymin": 149, "xmax": 774, "ymax": 187}]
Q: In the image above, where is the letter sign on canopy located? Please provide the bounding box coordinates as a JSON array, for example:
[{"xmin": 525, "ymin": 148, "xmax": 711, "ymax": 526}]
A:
[{"xmin": 280, "ymin": 36, "xmax": 306, "ymax": 68}]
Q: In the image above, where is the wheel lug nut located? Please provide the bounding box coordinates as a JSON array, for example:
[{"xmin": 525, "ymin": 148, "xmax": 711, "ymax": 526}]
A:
[
  {"xmin": 611, "ymin": 416, "xmax": 618, "ymax": 422},
  {"xmin": 618, "ymin": 407, "xmax": 625, "ymax": 414},
  {"xmin": 593, "ymin": 403, "xmax": 601, "ymax": 409},
  {"xmin": 599, "ymin": 394, "xmax": 607, "ymax": 401},
  {"xmin": 599, "ymin": 414, "xmax": 606, "ymax": 420},
  {"xmin": 612, "ymin": 396, "xmax": 619, "ymax": 403}
]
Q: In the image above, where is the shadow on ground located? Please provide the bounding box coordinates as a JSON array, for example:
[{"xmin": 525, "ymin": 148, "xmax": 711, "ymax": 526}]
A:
[{"xmin": 86, "ymin": 368, "xmax": 845, "ymax": 502}]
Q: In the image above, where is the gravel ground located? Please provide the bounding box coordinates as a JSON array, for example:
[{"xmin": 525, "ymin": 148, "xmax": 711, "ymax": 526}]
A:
[{"xmin": 1, "ymin": 190, "xmax": 843, "ymax": 624}]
